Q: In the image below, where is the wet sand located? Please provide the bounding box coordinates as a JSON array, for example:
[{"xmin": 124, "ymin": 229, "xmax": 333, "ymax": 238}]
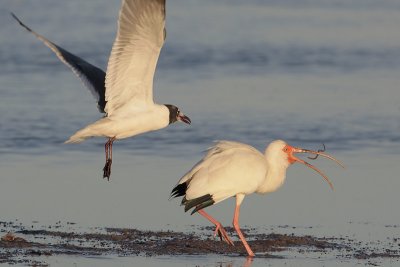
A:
[{"xmin": 1, "ymin": 221, "xmax": 399, "ymax": 266}]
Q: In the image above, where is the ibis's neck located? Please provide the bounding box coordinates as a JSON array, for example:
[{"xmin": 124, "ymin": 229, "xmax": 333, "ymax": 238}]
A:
[{"xmin": 256, "ymin": 153, "xmax": 289, "ymax": 194}]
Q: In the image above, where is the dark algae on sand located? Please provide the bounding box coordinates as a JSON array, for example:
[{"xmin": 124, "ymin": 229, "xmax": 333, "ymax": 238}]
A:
[{"xmin": 1, "ymin": 221, "xmax": 399, "ymax": 266}]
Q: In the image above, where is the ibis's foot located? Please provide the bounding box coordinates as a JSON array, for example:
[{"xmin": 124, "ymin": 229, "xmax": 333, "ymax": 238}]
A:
[
  {"xmin": 103, "ymin": 159, "xmax": 112, "ymax": 180},
  {"xmin": 214, "ymin": 223, "xmax": 234, "ymax": 246},
  {"xmin": 244, "ymin": 256, "xmax": 254, "ymax": 266}
]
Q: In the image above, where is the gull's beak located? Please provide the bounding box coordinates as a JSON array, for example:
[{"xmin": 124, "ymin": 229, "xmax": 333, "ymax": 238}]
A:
[
  {"xmin": 284, "ymin": 144, "xmax": 345, "ymax": 191},
  {"xmin": 178, "ymin": 112, "xmax": 191, "ymax": 125}
]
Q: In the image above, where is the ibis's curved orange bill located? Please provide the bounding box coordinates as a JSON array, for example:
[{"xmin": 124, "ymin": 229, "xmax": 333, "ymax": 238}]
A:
[{"xmin": 284, "ymin": 145, "xmax": 344, "ymax": 190}]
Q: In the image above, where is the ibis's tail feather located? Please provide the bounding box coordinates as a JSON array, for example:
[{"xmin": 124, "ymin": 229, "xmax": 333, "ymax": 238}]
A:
[
  {"xmin": 191, "ymin": 199, "xmax": 215, "ymax": 215},
  {"xmin": 170, "ymin": 183, "xmax": 188, "ymax": 199},
  {"xmin": 182, "ymin": 194, "xmax": 215, "ymax": 215},
  {"xmin": 171, "ymin": 179, "xmax": 215, "ymax": 214}
]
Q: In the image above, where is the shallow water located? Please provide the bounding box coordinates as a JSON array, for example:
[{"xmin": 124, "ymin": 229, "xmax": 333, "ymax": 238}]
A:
[{"xmin": 1, "ymin": 0, "xmax": 400, "ymax": 266}]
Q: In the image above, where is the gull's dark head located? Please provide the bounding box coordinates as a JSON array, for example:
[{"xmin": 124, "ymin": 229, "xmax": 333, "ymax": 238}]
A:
[{"xmin": 165, "ymin": 104, "xmax": 191, "ymax": 125}]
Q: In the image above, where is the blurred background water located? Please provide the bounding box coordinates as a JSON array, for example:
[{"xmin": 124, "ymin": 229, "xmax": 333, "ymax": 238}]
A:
[{"xmin": 1, "ymin": 0, "xmax": 400, "ymax": 266}]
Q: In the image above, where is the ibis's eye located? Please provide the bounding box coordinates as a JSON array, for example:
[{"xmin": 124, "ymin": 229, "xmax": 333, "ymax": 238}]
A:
[{"xmin": 283, "ymin": 147, "xmax": 288, "ymax": 152}]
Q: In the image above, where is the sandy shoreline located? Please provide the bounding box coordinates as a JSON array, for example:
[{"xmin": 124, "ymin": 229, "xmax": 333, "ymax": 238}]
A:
[{"xmin": 1, "ymin": 221, "xmax": 399, "ymax": 266}]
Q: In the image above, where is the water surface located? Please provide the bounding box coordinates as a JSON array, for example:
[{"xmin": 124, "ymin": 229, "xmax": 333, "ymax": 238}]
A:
[{"xmin": 1, "ymin": 0, "xmax": 399, "ymax": 266}]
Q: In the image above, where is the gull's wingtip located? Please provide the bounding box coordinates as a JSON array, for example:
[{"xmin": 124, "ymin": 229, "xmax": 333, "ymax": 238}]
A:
[
  {"xmin": 10, "ymin": 12, "xmax": 17, "ymax": 20},
  {"xmin": 10, "ymin": 12, "xmax": 22, "ymax": 24},
  {"xmin": 10, "ymin": 12, "xmax": 32, "ymax": 33}
]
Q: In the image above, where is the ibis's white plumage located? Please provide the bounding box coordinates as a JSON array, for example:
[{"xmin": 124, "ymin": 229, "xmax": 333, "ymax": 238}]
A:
[
  {"xmin": 178, "ymin": 140, "xmax": 288, "ymax": 204},
  {"xmin": 171, "ymin": 140, "xmax": 343, "ymax": 256}
]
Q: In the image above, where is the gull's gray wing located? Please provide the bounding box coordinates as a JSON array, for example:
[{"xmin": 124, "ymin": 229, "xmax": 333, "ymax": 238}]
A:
[
  {"xmin": 11, "ymin": 13, "xmax": 106, "ymax": 113},
  {"xmin": 104, "ymin": 0, "xmax": 166, "ymax": 116}
]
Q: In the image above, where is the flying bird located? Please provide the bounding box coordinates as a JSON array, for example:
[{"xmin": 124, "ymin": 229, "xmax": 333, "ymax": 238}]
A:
[
  {"xmin": 171, "ymin": 140, "xmax": 344, "ymax": 257},
  {"xmin": 12, "ymin": 0, "xmax": 191, "ymax": 179}
]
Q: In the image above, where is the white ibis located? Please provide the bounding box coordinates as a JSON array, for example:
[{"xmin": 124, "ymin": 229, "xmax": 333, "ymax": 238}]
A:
[
  {"xmin": 171, "ymin": 140, "xmax": 344, "ymax": 257},
  {"xmin": 12, "ymin": 0, "xmax": 191, "ymax": 180}
]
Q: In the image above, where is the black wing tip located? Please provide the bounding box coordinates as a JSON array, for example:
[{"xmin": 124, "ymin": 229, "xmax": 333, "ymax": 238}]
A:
[
  {"xmin": 10, "ymin": 12, "xmax": 107, "ymax": 115},
  {"xmin": 190, "ymin": 199, "xmax": 215, "ymax": 215},
  {"xmin": 170, "ymin": 183, "xmax": 187, "ymax": 199},
  {"xmin": 10, "ymin": 12, "xmax": 21, "ymax": 24},
  {"xmin": 10, "ymin": 12, "xmax": 18, "ymax": 20},
  {"xmin": 97, "ymin": 101, "xmax": 107, "ymax": 114},
  {"xmin": 10, "ymin": 12, "xmax": 32, "ymax": 32},
  {"xmin": 171, "ymin": 183, "xmax": 215, "ymax": 214},
  {"xmin": 183, "ymin": 194, "xmax": 215, "ymax": 214}
]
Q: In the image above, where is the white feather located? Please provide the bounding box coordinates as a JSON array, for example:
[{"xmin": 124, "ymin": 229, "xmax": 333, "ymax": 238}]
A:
[
  {"xmin": 104, "ymin": 0, "xmax": 166, "ymax": 116},
  {"xmin": 178, "ymin": 141, "xmax": 291, "ymax": 204},
  {"xmin": 65, "ymin": 0, "xmax": 173, "ymax": 143}
]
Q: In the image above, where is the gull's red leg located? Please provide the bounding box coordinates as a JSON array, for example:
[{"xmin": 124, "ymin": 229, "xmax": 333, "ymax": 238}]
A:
[
  {"xmin": 197, "ymin": 209, "xmax": 234, "ymax": 246},
  {"xmin": 105, "ymin": 139, "xmax": 110, "ymax": 162},
  {"xmin": 103, "ymin": 137, "xmax": 115, "ymax": 180},
  {"xmin": 109, "ymin": 137, "xmax": 115, "ymax": 160}
]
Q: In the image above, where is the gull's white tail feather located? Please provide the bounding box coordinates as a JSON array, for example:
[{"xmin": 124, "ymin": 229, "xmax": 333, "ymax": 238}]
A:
[
  {"xmin": 65, "ymin": 118, "xmax": 111, "ymax": 144},
  {"xmin": 65, "ymin": 127, "xmax": 94, "ymax": 144},
  {"xmin": 64, "ymin": 135, "xmax": 87, "ymax": 144}
]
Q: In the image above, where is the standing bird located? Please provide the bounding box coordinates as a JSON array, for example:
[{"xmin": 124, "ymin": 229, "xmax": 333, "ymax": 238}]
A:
[
  {"xmin": 12, "ymin": 0, "xmax": 191, "ymax": 180},
  {"xmin": 171, "ymin": 140, "xmax": 344, "ymax": 257}
]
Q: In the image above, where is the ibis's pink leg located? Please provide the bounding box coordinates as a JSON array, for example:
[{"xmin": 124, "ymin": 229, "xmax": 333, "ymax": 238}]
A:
[
  {"xmin": 243, "ymin": 257, "xmax": 254, "ymax": 267},
  {"xmin": 233, "ymin": 194, "xmax": 255, "ymax": 257},
  {"xmin": 197, "ymin": 209, "xmax": 234, "ymax": 246},
  {"xmin": 103, "ymin": 137, "xmax": 115, "ymax": 180}
]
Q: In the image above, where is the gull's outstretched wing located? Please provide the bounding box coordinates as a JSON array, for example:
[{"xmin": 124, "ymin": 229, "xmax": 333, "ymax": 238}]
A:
[
  {"xmin": 11, "ymin": 13, "xmax": 106, "ymax": 113},
  {"xmin": 104, "ymin": 0, "xmax": 166, "ymax": 116}
]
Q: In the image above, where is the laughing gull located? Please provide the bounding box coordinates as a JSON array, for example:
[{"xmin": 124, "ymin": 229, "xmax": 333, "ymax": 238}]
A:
[
  {"xmin": 13, "ymin": 0, "xmax": 191, "ymax": 179},
  {"xmin": 171, "ymin": 140, "xmax": 344, "ymax": 256}
]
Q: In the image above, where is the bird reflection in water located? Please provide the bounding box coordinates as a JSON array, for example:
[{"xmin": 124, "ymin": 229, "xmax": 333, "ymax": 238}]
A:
[{"xmin": 216, "ymin": 257, "xmax": 253, "ymax": 267}]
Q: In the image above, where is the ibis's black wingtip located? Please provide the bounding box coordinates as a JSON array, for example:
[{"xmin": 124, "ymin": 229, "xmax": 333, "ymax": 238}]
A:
[
  {"xmin": 170, "ymin": 183, "xmax": 187, "ymax": 199},
  {"xmin": 190, "ymin": 199, "xmax": 214, "ymax": 215},
  {"xmin": 183, "ymin": 194, "xmax": 214, "ymax": 214}
]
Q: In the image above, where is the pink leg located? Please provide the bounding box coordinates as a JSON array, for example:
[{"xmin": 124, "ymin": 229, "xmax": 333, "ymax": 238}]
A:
[
  {"xmin": 233, "ymin": 197, "xmax": 255, "ymax": 257},
  {"xmin": 197, "ymin": 209, "xmax": 234, "ymax": 246},
  {"xmin": 243, "ymin": 257, "xmax": 254, "ymax": 267}
]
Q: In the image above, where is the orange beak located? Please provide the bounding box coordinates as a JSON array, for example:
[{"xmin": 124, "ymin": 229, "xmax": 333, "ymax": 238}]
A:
[{"xmin": 283, "ymin": 145, "xmax": 345, "ymax": 191}]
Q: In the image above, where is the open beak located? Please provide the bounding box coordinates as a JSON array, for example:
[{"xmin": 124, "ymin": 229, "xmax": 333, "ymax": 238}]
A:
[
  {"xmin": 178, "ymin": 112, "xmax": 191, "ymax": 125},
  {"xmin": 284, "ymin": 145, "xmax": 345, "ymax": 191}
]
